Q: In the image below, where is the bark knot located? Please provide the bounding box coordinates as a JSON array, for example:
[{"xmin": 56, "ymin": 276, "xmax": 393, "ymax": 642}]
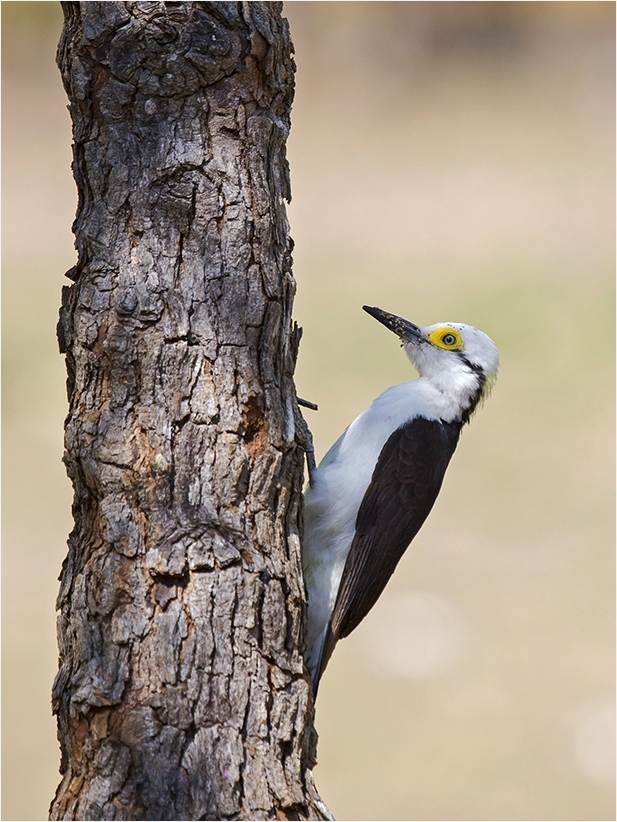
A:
[{"xmin": 243, "ymin": 394, "xmax": 268, "ymax": 460}]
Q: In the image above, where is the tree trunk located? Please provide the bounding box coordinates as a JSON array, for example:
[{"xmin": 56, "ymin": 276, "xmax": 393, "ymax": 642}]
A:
[{"xmin": 51, "ymin": 3, "xmax": 328, "ymax": 819}]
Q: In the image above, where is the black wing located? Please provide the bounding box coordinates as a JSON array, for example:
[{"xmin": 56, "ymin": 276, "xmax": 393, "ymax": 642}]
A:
[{"xmin": 314, "ymin": 417, "xmax": 462, "ymax": 691}]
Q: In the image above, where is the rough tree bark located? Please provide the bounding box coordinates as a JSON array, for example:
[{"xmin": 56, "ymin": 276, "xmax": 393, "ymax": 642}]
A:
[{"xmin": 51, "ymin": 3, "xmax": 329, "ymax": 819}]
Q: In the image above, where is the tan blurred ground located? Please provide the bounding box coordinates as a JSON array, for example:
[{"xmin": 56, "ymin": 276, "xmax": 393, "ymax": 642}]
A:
[{"xmin": 2, "ymin": 3, "xmax": 614, "ymax": 820}]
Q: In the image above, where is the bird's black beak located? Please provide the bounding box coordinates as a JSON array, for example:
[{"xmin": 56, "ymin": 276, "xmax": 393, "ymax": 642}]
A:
[{"xmin": 362, "ymin": 305, "xmax": 423, "ymax": 343}]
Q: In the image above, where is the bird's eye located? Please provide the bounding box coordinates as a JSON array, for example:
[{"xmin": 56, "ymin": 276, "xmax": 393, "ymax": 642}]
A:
[{"xmin": 427, "ymin": 328, "xmax": 463, "ymax": 350}]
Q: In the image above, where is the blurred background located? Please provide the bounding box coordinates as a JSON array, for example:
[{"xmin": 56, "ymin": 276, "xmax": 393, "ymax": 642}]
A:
[{"xmin": 2, "ymin": 2, "xmax": 614, "ymax": 820}]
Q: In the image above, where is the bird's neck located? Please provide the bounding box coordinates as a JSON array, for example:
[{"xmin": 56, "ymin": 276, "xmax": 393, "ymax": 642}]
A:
[{"xmin": 415, "ymin": 369, "xmax": 484, "ymax": 424}]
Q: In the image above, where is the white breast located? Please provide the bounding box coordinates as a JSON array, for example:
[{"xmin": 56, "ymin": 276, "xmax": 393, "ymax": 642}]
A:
[{"xmin": 302, "ymin": 378, "xmax": 444, "ymax": 661}]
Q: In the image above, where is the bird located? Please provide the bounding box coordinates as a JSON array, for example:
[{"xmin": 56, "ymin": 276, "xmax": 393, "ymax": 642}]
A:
[{"xmin": 302, "ymin": 305, "xmax": 499, "ymax": 696}]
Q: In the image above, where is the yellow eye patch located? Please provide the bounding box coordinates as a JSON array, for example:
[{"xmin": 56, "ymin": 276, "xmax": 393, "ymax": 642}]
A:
[{"xmin": 427, "ymin": 328, "xmax": 464, "ymax": 350}]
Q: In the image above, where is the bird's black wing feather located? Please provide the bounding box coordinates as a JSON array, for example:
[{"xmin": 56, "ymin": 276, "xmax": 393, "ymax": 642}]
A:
[{"xmin": 315, "ymin": 417, "xmax": 462, "ymax": 688}]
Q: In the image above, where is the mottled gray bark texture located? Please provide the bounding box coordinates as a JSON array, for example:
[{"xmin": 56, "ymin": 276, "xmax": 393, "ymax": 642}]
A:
[{"xmin": 51, "ymin": 3, "xmax": 329, "ymax": 819}]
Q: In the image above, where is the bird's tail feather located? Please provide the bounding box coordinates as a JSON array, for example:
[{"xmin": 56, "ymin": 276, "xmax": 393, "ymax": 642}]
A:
[
  {"xmin": 307, "ymin": 624, "xmax": 337, "ymax": 699},
  {"xmin": 307, "ymin": 627, "xmax": 327, "ymax": 697}
]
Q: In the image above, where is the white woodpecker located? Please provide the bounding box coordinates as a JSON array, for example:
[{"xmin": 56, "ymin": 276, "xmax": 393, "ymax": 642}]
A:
[{"xmin": 303, "ymin": 305, "xmax": 499, "ymax": 695}]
